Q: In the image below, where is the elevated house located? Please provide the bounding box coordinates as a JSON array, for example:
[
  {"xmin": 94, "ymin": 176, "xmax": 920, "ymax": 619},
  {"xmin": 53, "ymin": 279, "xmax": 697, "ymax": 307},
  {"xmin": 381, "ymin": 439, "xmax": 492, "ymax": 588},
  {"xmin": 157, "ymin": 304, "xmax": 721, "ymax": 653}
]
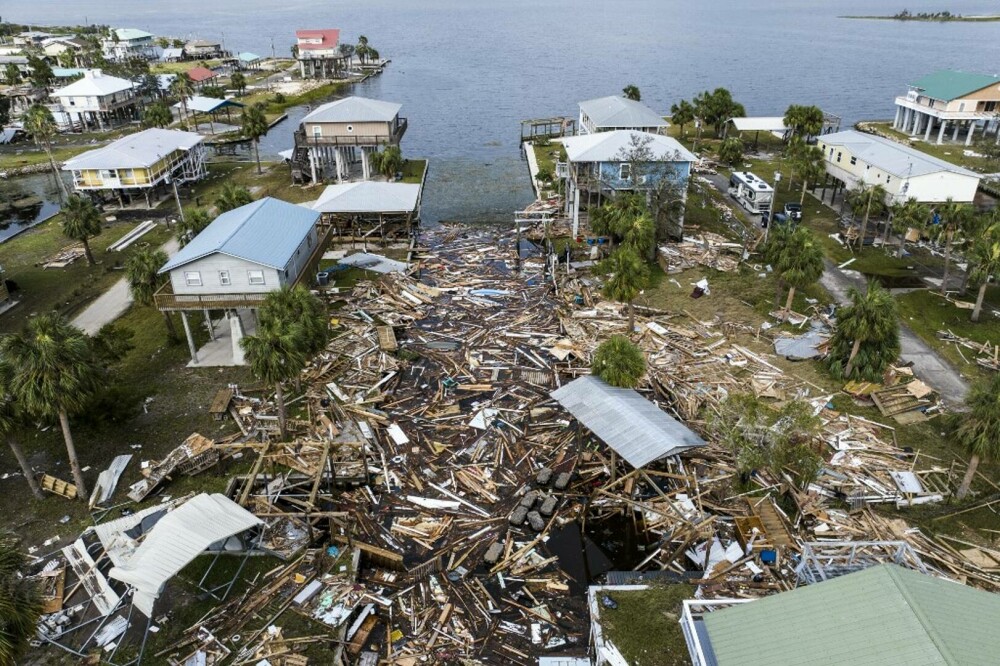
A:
[
  {"xmin": 236, "ymin": 52, "xmax": 262, "ymax": 71},
  {"xmin": 41, "ymin": 36, "xmax": 89, "ymax": 64},
  {"xmin": 103, "ymin": 28, "xmax": 157, "ymax": 61},
  {"xmin": 312, "ymin": 181, "xmax": 423, "ymax": 241},
  {"xmin": 155, "ymin": 197, "xmax": 327, "ymax": 364},
  {"xmin": 186, "ymin": 39, "xmax": 225, "ymax": 59},
  {"xmin": 291, "ymin": 96, "xmax": 407, "ymax": 184},
  {"xmin": 52, "ymin": 69, "xmax": 137, "ymax": 130},
  {"xmin": 185, "ymin": 66, "xmax": 218, "ymax": 89},
  {"xmin": 295, "ymin": 29, "xmax": 348, "ymax": 79},
  {"xmin": 683, "ymin": 564, "xmax": 1000, "ymax": 666},
  {"xmin": 62, "ymin": 128, "xmax": 207, "ymax": 208},
  {"xmin": 558, "ymin": 129, "xmax": 696, "ymax": 235},
  {"xmin": 13, "ymin": 31, "xmax": 53, "ymax": 48},
  {"xmin": 817, "ymin": 129, "xmax": 980, "ymax": 204},
  {"xmin": 893, "ymin": 70, "xmax": 1000, "ymax": 145},
  {"xmin": 577, "ymin": 96, "xmax": 670, "ymax": 135}
]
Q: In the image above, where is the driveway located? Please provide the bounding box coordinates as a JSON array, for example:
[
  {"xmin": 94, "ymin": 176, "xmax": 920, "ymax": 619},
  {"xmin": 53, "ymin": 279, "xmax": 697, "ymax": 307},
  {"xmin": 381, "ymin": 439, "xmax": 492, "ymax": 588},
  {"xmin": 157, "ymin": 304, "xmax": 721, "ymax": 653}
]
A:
[{"xmin": 73, "ymin": 237, "xmax": 180, "ymax": 335}]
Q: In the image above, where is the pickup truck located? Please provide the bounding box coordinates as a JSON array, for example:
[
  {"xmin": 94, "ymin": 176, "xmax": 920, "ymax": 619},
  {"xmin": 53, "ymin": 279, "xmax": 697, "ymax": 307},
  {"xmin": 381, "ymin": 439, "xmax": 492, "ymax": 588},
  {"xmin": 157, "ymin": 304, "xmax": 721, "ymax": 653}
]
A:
[{"xmin": 783, "ymin": 203, "xmax": 803, "ymax": 221}]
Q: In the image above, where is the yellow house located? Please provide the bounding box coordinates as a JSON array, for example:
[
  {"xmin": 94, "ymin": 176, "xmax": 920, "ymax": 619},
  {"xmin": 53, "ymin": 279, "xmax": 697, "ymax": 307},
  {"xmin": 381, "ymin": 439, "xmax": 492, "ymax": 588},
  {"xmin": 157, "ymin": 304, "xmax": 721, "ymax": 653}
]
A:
[
  {"xmin": 63, "ymin": 129, "xmax": 207, "ymax": 208},
  {"xmin": 893, "ymin": 70, "xmax": 1000, "ymax": 145}
]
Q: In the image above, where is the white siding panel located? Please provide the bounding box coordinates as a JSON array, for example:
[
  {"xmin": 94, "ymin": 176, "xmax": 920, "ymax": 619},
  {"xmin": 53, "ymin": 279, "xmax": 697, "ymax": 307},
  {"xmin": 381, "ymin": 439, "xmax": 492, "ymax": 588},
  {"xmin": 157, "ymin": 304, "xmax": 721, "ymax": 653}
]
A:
[{"xmin": 169, "ymin": 253, "xmax": 281, "ymax": 295}]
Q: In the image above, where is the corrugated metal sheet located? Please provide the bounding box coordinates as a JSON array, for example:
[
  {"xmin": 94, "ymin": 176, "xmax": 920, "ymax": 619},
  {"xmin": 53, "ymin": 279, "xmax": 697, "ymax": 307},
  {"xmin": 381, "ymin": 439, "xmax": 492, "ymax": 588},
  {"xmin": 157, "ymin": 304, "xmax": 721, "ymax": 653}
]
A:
[
  {"xmin": 302, "ymin": 96, "xmax": 402, "ymax": 124},
  {"xmin": 561, "ymin": 130, "xmax": 697, "ymax": 164},
  {"xmin": 313, "ymin": 182, "xmax": 421, "ymax": 214},
  {"xmin": 109, "ymin": 493, "xmax": 262, "ymax": 616},
  {"xmin": 702, "ymin": 564, "xmax": 1000, "ymax": 666},
  {"xmin": 730, "ymin": 117, "xmax": 789, "ymax": 132},
  {"xmin": 53, "ymin": 70, "xmax": 133, "ymax": 97},
  {"xmin": 819, "ymin": 130, "xmax": 978, "ymax": 178},
  {"xmin": 159, "ymin": 197, "xmax": 320, "ymax": 273},
  {"xmin": 63, "ymin": 128, "xmax": 204, "ymax": 171},
  {"xmin": 550, "ymin": 375, "xmax": 705, "ymax": 469},
  {"xmin": 578, "ymin": 95, "xmax": 669, "ymax": 130}
]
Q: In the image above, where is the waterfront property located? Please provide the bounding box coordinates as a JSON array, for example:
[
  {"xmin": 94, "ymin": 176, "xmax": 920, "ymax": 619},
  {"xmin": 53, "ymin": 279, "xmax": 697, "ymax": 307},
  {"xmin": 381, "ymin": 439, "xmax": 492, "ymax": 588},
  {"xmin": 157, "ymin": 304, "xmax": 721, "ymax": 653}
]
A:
[
  {"xmin": 236, "ymin": 52, "xmax": 262, "ymax": 70},
  {"xmin": 51, "ymin": 69, "xmax": 137, "ymax": 130},
  {"xmin": 683, "ymin": 564, "xmax": 1000, "ymax": 666},
  {"xmin": 893, "ymin": 70, "xmax": 1000, "ymax": 145},
  {"xmin": 558, "ymin": 129, "xmax": 696, "ymax": 235},
  {"xmin": 41, "ymin": 36, "xmax": 89, "ymax": 64},
  {"xmin": 295, "ymin": 28, "xmax": 348, "ymax": 79},
  {"xmin": 577, "ymin": 95, "xmax": 669, "ymax": 135},
  {"xmin": 186, "ymin": 66, "xmax": 219, "ymax": 88},
  {"xmin": 174, "ymin": 95, "xmax": 245, "ymax": 134},
  {"xmin": 103, "ymin": 28, "xmax": 157, "ymax": 61},
  {"xmin": 62, "ymin": 128, "xmax": 207, "ymax": 208},
  {"xmin": 186, "ymin": 39, "xmax": 225, "ymax": 59},
  {"xmin": 817, "ymin": 129, "xmax": 980, "ymax": 204},
  {"xmin": 291, "ymin": 96, "xmax": 407, "ymax": 184},
  {"xmin": 156, "ymin": 197, "xmax": 327, "ymax": 364},
  {"xmin": 312, "ymin": 181, "xmax": 422, "ymax": 242}
]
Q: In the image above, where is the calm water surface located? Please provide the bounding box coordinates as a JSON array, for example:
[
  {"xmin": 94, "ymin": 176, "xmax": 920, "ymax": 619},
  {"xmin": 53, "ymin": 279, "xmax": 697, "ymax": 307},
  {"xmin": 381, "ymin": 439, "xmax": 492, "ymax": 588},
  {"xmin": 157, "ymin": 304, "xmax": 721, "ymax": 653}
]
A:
[{"xmin": 6, "ymin": 0, "xmax": 1000, "ymax": 222}]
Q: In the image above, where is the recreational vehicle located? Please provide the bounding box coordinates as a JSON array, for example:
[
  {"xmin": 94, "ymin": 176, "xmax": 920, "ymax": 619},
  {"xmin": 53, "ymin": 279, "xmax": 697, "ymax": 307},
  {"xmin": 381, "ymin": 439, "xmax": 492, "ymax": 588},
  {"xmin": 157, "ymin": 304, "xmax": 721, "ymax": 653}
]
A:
[{"xmin": 728, "ymin": 171, "xmax": 773, "ymax": 216}]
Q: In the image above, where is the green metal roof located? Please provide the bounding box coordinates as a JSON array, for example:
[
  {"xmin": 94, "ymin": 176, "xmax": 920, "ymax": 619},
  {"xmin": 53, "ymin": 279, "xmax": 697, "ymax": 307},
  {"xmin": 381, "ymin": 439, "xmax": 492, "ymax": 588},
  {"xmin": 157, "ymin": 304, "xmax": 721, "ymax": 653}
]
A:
[
  {"xmin": 702, "ymin": 564, "xmax": 1000, "ymax": 665},
  {"xmin": 910, "ymin": 70, "xmax": 1000, "ymax": 101}
]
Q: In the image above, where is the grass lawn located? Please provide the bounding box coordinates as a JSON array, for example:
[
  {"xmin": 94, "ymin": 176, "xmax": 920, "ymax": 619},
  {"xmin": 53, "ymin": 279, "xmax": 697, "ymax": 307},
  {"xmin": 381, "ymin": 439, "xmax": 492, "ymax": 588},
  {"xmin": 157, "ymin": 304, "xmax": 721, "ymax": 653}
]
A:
[
  {"xmin": 531, "ymin": 140, "xmax": 567, "ymax": 179},
  {"xmin": 896, "ymin": 287, "xmax": 1000, "ymax": 380},
  {"xmin": 152, "ymin": 59, "xmax": 225, "ymax": 75},
  {"xmin": 401, "ymin": 158, "xmax": 428, "ymax": 184},
  {"xmin": 599, "ymin": 584, "xmax": 694, "ymax": 666},
  {"xmin": 0, "ymin": 144, "xmax": 95, "ymax": 171}
]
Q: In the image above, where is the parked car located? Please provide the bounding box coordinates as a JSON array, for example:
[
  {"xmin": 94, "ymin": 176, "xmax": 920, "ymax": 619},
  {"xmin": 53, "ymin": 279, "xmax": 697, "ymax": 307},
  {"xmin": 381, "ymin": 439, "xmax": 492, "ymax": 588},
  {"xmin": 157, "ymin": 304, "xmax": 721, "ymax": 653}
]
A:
[{"xmin": 783, "ymin": 202, "xmax": 803, "ymax": 221}]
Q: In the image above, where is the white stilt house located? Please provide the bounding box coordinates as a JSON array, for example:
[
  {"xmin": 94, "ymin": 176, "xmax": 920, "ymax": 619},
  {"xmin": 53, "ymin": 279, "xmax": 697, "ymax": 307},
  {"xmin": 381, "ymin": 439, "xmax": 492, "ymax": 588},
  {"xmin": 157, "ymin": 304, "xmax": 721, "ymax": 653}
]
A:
[
  {"xmin": 892, "ymin": 70, "xmax": 1000, "ymax": 146},
  {"xmin": 291, "ymin": 96, "xmax": 407, "ymax": 184}
]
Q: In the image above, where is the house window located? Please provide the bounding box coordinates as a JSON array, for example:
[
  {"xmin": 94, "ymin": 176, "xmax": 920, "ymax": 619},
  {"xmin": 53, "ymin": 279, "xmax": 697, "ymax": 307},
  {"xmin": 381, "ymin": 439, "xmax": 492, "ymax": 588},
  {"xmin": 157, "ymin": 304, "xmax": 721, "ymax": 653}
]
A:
[
  {"xmin": 620, "ymin": 163, "xmax": 632, "ymax": 181},
  {"xmin": 184, "ymin": 271, "xmax": 202, "ymax": 286},
  {"xmin": 886, "ymin": 176, "xmax": 891, "ymax": 184},
  {"xmin": 836, "ymin": 152, "xmax": 842, "ymax": 163},
  {"xmin": 248, "ymin": 270, "xmax": 265, "ymax": 285},
  {"xmin": 850, "ymin": 157, "xmax": 857, "ymax": 166},
  {"xmin": 346, "ymin": 125, "xmax": 354, "ymax": 133},
  {"xmin": 312, "ymin": 125, "xmax": 322, "ymax": 138},
  {"xmin": 218, "ymin": 270, "xmax": 231, "ymax": 286}
]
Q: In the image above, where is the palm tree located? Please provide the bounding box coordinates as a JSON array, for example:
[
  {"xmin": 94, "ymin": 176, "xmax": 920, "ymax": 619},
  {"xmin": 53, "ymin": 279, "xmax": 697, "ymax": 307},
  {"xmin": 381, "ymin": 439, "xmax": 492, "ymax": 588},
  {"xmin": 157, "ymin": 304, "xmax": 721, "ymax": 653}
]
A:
[
  {"xmin": 592, "ymin": 335, "xmax": 646, "ymax": 388},
  {"xmin": 258, "ymin": 286, "xmax": 329, "ymax": 356},
  {"xmin": 852, "ymin": 183, "xmax": 888, "ymax": 250},
  {"xmin": 890, "ymin": 198, "xmax": 930, "ymax": 258},
  {"xmin": 827, "ymin": 282, "xmax": 900, "ymax": 381},
  {"xmin": 215, "ymin": 183, "xmax": 253, "ymax": 213},
  {"xmin": 718, "ymin": 137, "xmax": 743, "ymax": 167},
  {"xmin": 142, "ymin": 101, "xmax": 173, "ymax": 128},
  {"xmin": 230, "ymin": 71, "xmax": 247, "ymax": 96},
  {"xmin": 170, "ymin": 72, "xmax": 194, "ymax": 124},
  {"xmin": 176, "ymin": 209, "xmax": 212, "ymax": 247},
  {"xmin": 968, "ymin": 224, "xmax": 1000, "ymax": 322},
  {"xmin": 590, "ymin": 193, "xmax": 646, "ymax": 250},
  {"xmin": 374, "ymin": 145, "xmax": 403, "ymax": 179},
  {"xmin": 1, "ymin": 314, "xmax": 100, "ymax": 498},
  {"xmin": 776, "ymin": 227, "xmax": 824, "ymax": 316},
  {"xmin": 599, "ymin": 247, "xmax": 649, "ymax": 334},
  {"xmin": 792, "ymin": 144, "xmax": 825, "ymax": 205},
  {"xmin": 356, "ymin": 35, "xmax": 369, "ymax": 63},
  {"xmin": 241, "ymin": 325, "xmax": 305, "ymax": 440},
  {"xmin": 955, "ymin": 373, "xmax": 1000, "ymax": 499},
  {"xmin": 124, "ymin": 247, "xmax": 177, "ymax": 338},
  {"xmin": 936, "ymin": 199, "xmax": 974, "ymax": 295},
  {"xmin": 0, "ymin": 533, "xmax": 42, "ymax": 663},
  {"xmin": 0, "ymin": 385, "xmax": 43, "ymax": 499},
  {"xmin": 23, "ymin": 104, "xmax": 68, "ymax": 200},
  {"xmin": 783, "ymin": 104, "xmax": 824, "ymax": 139},
  {"xmin": 622, "ymin": 85, "xmax": 641, "ymax": 101},
  {"xmin": 61, "ymin": 195, "xmax": 102, "ymax": 266},
  {"xmin": 670, "ymin": 100, "xmax": 695, "ymax": 137},
  {"xmin": 3, "ymin": 63, "xmax": 19, "ymax": 86},
  {"xmin": 241, "ymin": 103, "xmax": 269, "ymax": 174}
]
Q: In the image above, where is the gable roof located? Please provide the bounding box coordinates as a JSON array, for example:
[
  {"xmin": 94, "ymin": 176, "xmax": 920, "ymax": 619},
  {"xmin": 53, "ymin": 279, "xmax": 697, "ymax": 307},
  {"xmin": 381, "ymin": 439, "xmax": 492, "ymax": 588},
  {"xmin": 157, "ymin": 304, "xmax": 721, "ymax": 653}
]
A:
[
  {"xmin": 295, "ymin": 29, "xmax": 340, "ymax": 50},
  {"xmin": 313, "ymin": 182, "xmax": 421, "ymax": 214},
  {"xmin": 52, "ymin": 70, "xmax": 133, "ymax": 97},
  {"xmin": 159, "ymin": 197, "xmax": 320, "ymax": 273},
  {"xmin": 560, "ymin": 130, "xmax": 697, "ymax": 164},
  {"xmin": 702, "ymin": 564, "xmax": 1000, "ymax": 666},
  {"xmin": 63, "ymin": 128, "xmax": 203, "ymax": 170},
  {"xmin": 910, "ymin": 70, "xmax": 1000, "ymax": 102},
  {"xmin": 186, "ymin": 66, "xmax": 217, "ymax": 82},
  {"xmin": 819, "ymin": 130, "xmax": 978, "ymax": 179},
  {"xmin": 550, "ymin": 375, "xmax": 705, "ymax": 468},
  {"xmin": 302, "ymin": 96, "xmax": 402, "ymax": 124},
  {"xmin": 579, "ymin": 96, "xmax": 669, "ymax": 130}
]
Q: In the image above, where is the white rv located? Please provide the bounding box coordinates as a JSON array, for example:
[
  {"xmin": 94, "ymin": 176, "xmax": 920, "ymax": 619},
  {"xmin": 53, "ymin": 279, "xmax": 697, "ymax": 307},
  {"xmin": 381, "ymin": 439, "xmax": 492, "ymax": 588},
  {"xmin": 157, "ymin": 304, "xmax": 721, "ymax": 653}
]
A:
[{"xmin": 728, "ymin": 171, "xmax": 774, "ymax": 216}]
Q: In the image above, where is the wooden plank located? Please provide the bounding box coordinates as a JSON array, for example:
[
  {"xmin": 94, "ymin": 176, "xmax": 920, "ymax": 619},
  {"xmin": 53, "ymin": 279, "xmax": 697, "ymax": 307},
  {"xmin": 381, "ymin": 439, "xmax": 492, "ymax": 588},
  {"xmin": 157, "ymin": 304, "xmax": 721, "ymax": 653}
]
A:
[
  {"xmin": 376, "ymin": 325, "xmax": 398, "ymax": 351},
  {"xmin": 40, "ymin": 474, "xmax": 77, "ymax": 500}
]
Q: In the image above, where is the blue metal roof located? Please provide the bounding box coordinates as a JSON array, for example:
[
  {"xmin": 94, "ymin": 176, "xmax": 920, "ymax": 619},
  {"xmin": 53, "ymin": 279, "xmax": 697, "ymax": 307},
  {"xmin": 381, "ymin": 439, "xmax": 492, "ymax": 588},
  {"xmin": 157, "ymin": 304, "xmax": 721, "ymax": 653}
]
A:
[
  {"xmin": 238, "ymin": 52, "xmax": 262, "ymax": 62},
  {"xmin": 159, "ymin": 197, "xmax": 319, "ymax": 273}
]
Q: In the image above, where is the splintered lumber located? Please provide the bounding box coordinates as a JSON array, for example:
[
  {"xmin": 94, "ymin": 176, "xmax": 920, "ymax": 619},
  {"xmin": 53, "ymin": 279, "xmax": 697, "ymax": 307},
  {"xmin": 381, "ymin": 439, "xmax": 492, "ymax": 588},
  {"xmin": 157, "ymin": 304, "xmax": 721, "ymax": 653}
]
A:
[{"xmin": 377, "ymin": 325, "xmax": 399, "ymax": 351}]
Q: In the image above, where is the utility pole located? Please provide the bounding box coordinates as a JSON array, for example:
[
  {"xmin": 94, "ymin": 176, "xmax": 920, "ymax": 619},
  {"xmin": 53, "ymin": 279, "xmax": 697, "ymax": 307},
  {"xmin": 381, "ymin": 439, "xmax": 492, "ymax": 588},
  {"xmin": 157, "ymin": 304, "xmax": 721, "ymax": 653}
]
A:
[
  {"xmin": 167, "ymin": 175, "xmax": 185, "ymax": 225},
  {"xmin": 765, "ymin": 171, "xmax": 781, "ymax": 244}
]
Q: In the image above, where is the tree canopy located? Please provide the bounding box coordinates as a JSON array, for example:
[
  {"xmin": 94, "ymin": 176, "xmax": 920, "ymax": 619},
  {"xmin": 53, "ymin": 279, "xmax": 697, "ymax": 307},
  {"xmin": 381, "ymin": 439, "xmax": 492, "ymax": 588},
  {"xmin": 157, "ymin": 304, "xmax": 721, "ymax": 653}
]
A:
[
  {"xmin": 827, "ymin": 282, "xmax": 900, "ymax": 381},
  {"xmin": 592, "ymin": 335, "xmax": 646, "ymax": 388},
  {"xmin": 693, "ymin": 87, "xmax": 745, "ymax": 136},
  {"xmin": 783, "ymin": 104, "xmax": 825, "ymax": 138},
  {"xmin": 622, "ymin": 84, "xmax": 641, "ymax": 101},
  {"xmin": 955, "ymin": 373, "xmax": 1000, "ymax": 498},
  {"xmin": 61, "ymin": 196, "xmax": 103, "ymax": 265}
]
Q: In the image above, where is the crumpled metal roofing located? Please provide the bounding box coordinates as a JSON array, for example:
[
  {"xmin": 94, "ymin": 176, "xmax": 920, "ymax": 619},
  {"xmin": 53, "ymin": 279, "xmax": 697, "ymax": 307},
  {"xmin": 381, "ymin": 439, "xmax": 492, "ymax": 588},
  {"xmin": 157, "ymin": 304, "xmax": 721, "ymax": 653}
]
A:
[
  {"xmin": 550, "ymin": 375, "xmax": 705, "ymax": 469},
  {"xmin": 108, "ymin": 493, "xmax": 261, "ymax": 616}
]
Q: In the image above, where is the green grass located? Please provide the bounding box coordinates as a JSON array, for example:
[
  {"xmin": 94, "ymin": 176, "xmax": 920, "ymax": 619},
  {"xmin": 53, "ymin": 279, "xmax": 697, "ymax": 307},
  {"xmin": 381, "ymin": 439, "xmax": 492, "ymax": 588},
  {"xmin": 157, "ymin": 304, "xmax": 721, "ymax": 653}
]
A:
[
  {"xmin": 896, "ymin": 287, "xmax": 1000, "ymax": 381},
  {"xmin": 531, "ymin": 141, "xmax": 567, "ymax": 178},
  {"xmin": 0, "ymin": 144, "xmax": 95, "ymax": 171},
  {"xmin": 401, "ymin": 159, "xmax": 428, "ymax": 184},
  {"xmin": 599, "ymin": 584, "xmax": 694, "ymax": 666},
  {"xmin": 151, "ymin": 59, "xmax": 225, "ymax": 75}
]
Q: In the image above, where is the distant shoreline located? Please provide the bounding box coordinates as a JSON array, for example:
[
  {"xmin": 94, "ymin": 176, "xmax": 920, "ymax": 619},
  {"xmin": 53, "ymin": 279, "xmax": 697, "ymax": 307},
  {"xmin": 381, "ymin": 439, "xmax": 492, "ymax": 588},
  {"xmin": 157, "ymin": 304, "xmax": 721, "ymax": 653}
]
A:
[{"xmin": 841, "ymin": 14, "xmax": 1000, "ymax": 22}]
